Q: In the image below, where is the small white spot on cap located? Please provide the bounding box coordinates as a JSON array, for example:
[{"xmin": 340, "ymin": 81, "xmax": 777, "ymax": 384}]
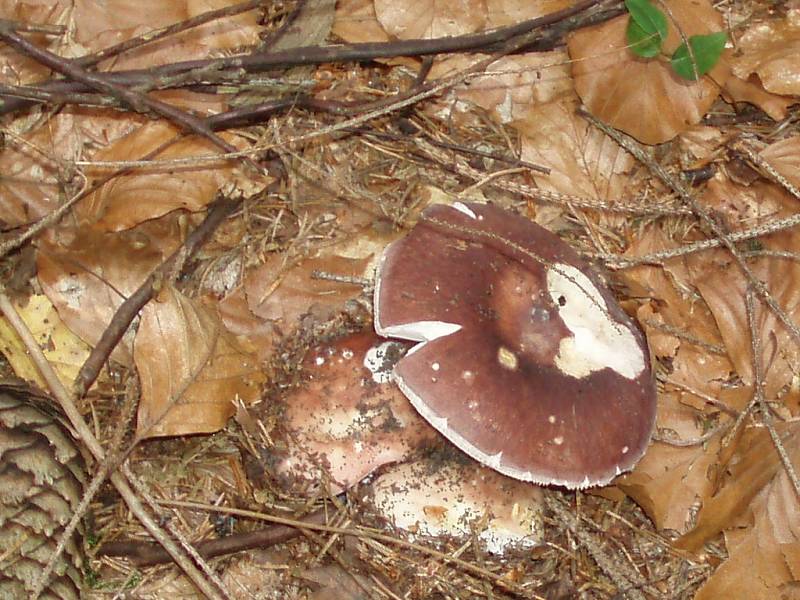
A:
[
  {"xmin": 452, "ymin": 202, "xmax": 478, "ymax": 219},
  {"xmin": 431, "ymin": 362, "xmax": 440, "ymax": 371},
  {"xmin": 547, "ymin": 415, "xmax": 556, "ymax": 424},
  {"xmin": 552, "ymin": 436, "xmax": 564, "ymax": 446},
  {"xmin": 461, "ymin": 370, "xmax": 474, "ymax": 383},
  {"xmin": 315, "ymin": 356, "xmax": 325, "ymax": 366},
  {"xmin": 621, "ymin": 446, "xmax": 629, "ymax": 454},
  {"xmin": 342, "ymin": 349, "xmax": 354, "ymax": 360},
  {"xmin": 497, "ymin": 346, "xmax": 519, "ymax": 371}
]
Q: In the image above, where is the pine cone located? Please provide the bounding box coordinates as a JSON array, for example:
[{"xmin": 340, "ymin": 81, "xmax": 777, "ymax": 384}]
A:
[{"xmin": 0, "ymin": 382, "xmax": 88, "ymax": 600}]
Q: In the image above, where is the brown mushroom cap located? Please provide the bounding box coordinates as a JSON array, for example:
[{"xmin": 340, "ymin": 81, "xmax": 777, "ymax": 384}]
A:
[{"xmin": 374, "ymin": 202, "xmax": 656, "ymax": 489}]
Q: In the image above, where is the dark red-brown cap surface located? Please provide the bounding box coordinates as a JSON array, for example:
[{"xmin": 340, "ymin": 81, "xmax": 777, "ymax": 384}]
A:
[{"xmin": 374, "ymin": 202, "xmax": 656, "ymax": 488}]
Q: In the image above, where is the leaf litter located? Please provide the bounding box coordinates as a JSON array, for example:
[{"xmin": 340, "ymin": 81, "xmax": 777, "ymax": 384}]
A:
[{"xmin": 0, "ymin": 0, "xmax": 798, "ymax": 598}]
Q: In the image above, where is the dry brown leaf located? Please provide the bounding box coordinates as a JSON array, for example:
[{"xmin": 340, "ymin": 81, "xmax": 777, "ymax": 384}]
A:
[
  {"xmin": 37, "ymin": 218, "xmax": 183, "ymax": 365},
  {"xmin": 678, "ymin": 125, "xmax": 724, "ymax": 167},
  {"xmin": 485, "ymin": 0, "xmax": 571, "ymax": 27},
  {"xmin": 680, "ymin": 425, "xmax": 800, "ymax": 600},
  {"xmin": 690, "ymin": 176, "xmax": 800, "ymax": 399},
  {"xmin": 374, "ymin": 0, "xmax": 488, "ymax": 40},
  {"xmin": 244, "ymin": 231, "xmax": 394, "ymax": 327},
  {"xmin": 429, "ymin": 50, "xmax": 572, "ymax": 124},
  {"xmin": 733, "ymin": 9, "xmax": 800, "ymax": 96},
  {"xmin": 567, "ymin": 0, "xmax": 731, "ymax": 145},
  {"xmin": 616, "ymin": 419, "xmax": 720, "ymax": 532},
  {"xmin": 516, "ymin": 92, "xmax": 635, "ymax": 202},
  {"xmin": 73, "ymin": 0, "xmax": 262, "ymax": 71},
  {"xmin": 0, "ymin": 114, "xmax": 84, "ymax": 227},
  {"xmin": 335, "ymin": 0, "xmax": 569, "ymax": 45},
  {"xmin": 332, "ymin": 0, "xmax": 390, "ymax": 43},
  {"xmin": 723, "ymin": 75, "xmax": 794, "ymax": 122},
  {"xmin": 79, "ymin": 122, "xmax": 243, "ymax": 231},
  {"xmin": 0, "ymin": 1, "xmax": 72, "ymax": 85},
  {"xmin": 760, "ymin": 135, "xmax": 800, "ymax": 192},
  {"xmin": 615, "ymin": 226, "xmax": 735, "ymax": 530},
  {"xmin": 134, "ymin": 284, "xmax": 263, "ymax": 438}
]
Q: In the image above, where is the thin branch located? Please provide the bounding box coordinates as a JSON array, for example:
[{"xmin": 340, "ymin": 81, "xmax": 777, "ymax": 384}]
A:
[
  {"xmin": 99, "ymin": 509, "xmax": 328, "ymax": 567},
  {"xmin": 0, "ymin": 0, "xmax": 606, "ymax": 115},
  {"xmin": 0, "ymin": 22, "xmax": 263, "ymax": 174}
]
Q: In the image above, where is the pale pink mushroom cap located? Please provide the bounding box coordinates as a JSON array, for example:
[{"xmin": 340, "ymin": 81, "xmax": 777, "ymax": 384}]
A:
[
  {"xmin": 374, "ymin": 202, "xmax": 656, "ymax": 489},
  {"xmin": 270, "ymin": 331, "xmax": 438, "ymax": 495}
]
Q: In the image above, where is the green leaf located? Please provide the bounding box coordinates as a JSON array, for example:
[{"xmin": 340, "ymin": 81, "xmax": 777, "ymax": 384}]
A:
[
  {"xmin": 625, "ymin": 0, "xmax": 667, "ymax": 58},
  {"xmin": 670, "ymin": 31, "xmax": 727, "ymax": 80}
]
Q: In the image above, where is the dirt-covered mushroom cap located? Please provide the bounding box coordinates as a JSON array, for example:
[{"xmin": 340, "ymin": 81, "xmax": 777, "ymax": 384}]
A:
[
  {"xmin": 373, "ymin": 202, "xmax": 656, "ymax": 489},
  {"xmin": 367, "ymin": 458, "xmax": 544, "ymax": 554},
  {"xmin": 268, "ymin": 332, "xmax": 437, "ymax": 495}
]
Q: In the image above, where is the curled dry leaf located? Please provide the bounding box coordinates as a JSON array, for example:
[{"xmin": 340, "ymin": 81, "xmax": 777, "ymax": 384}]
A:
[
  {"xmin": 367, "ymin": 458, "xmax": 544, "ymax": 554},
  {"xmin": 267, "ymin": 331, "xmax": 437, "ymax": 496},
  {"xmin": 135, "ymin": 284, "xmax": 263, "ymax": 438},
  {"xmin": 37, "ymin": 217, "xmax": 184, "ymax": 366},
  {"xmin": 567, "ymin": 0, "xmax": 731, "ymax": 145},
  {"xmin": 723, "ymin": 75, "xmax": 793, "ymax": 122},
  {"xmin": 681, "ymin": 424, "xmax": 800, "ymax": 599},
  {"xmin": 79, "ymin": 121, "xmax": 246, "ymax": 231},
  {"xmin": 73, "ymin": 0, "xmax": 262, "ymax": 71},
  {"xmin": 733, "ymin": 9, "xmax": 800, "ymax": 96},
  {"xmin": 615, "ymin": 226, "xmax": 734, "ymax": 531},
  {"xmin": 516, "ymin": 92, "xmax": 635, "ymax": 204},
  {"xmin": 0, "ymin": 114, "xmax": 83, "ymax": 227},
  {"xmin": 760, "ymin": 135, "xmax": 800, "ymax": 192},
  {"xmin": 690, "ymin": 175, "xmax": 800, "ymax": 399},
  {"xmin": 0, "ymin": 294, "xmax": 91, "ymax": 391}
]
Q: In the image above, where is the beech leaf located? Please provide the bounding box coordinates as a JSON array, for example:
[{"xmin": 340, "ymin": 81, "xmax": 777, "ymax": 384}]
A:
[
  {"xmin": 625, "ymin": 0, "xmax": 667, "ymax": 58},
  {"xmin": 671, "ymin": 31, "xmax": 728, "ymax": 80}
]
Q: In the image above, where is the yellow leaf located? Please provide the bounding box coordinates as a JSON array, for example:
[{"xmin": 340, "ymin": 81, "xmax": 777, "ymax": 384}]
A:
[{"xmin": 0, "ymin": 294, "xmax": 91, "ymax": 390}]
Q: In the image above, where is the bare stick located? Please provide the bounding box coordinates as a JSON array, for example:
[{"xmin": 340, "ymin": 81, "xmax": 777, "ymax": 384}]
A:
[
  {"xmin": 0, "ymin": 0, "xmax": 605, "ymax": 115},
  {"xmin": 0, "ymin": 22, "xmax": 263, "ymax": 175}
]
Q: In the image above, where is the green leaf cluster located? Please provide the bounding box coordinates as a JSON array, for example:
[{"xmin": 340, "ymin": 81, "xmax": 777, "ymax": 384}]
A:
[{"xmin": 624, "ymin": 0, "xmax": 726, "ymax": 80}]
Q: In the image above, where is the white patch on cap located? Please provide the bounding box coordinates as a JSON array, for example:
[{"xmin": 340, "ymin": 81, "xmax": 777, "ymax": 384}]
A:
[
  {"xmin": 363, "ymin": 341, "xmax": 400, "ymax": 384},
  {"xmin": 546, "ymin": 264, "xmax": 645, "ymax": 380},
  {"xmin": 451, "ymin": 202, "xmax": 478, "ymax": 219}
]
